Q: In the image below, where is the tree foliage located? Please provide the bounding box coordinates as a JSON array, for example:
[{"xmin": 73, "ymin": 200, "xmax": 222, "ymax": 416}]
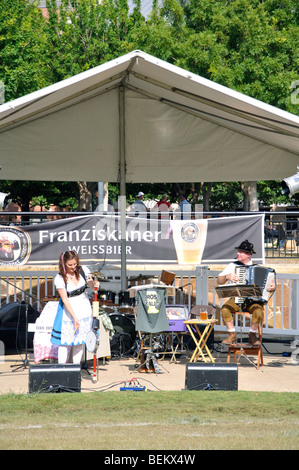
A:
[
  {"xmin": 0, "ymin": 0, "xmax": 50, "ymax": 101},
  {"xmin": 0, "ymin": 180, "xmax": 78, "ymax": 211}
]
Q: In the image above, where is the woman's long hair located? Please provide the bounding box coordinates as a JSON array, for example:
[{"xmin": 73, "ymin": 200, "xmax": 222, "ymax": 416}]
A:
[{"xmin": 58, "ymin": 250, "xmax": 81, "ymax": 285}]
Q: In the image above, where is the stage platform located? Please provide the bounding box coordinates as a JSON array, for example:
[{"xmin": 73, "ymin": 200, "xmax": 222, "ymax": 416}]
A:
[{"xmin": 0, "ymin": 347, "xmax": 298, "ymax": 394}]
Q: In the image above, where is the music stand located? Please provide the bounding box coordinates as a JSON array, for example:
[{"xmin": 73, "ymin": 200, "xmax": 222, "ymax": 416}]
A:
[
  {"xmin": 216, "ymin": 284, "xmax": 262, "ymax": 368},
  {"xmin": 215, "ymin": 284, "xmax": 262, "ymax": 300}
]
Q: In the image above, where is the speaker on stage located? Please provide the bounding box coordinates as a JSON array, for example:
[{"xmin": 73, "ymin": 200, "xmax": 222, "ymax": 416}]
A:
[
  {"xmin": 0, "ymin": 302, "xmax": 40, "ymax": 352},
  {"xmin": 185, "ymin": 363, "xmax": 238, "ymax": 391},
  {"xmin": 29, "ymin": 363, "xmax": 81, "ymax": 393}
]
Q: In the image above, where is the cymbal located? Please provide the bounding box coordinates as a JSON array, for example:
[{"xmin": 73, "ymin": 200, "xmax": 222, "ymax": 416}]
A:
[
  {"xmin": 91, "ymin": 271, "xmax": 105, "ymax": 277},
  {"xmin": 91, "ymin": 271, "xmax": 111, "ymax": 282},
  {"xmin": 129, "ymin": 274, "xmax": 152, "ymax": 281}
]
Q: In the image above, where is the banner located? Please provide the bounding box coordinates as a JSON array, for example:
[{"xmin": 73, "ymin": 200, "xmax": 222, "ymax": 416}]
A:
[{"xmin": 0, "ymin": 213, "xmax": 265, "ymax": 266}]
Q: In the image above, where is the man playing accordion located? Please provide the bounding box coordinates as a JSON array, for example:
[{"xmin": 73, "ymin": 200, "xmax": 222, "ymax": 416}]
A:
[{"xmin": 217, "ymin": 240, "xmax": 276, "ymax": 346}]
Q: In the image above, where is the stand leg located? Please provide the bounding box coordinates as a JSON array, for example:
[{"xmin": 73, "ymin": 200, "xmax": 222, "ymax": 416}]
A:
[
  {"xmin": 235, "ymin": 326, "xmax": 258, "ymax": 369},
  {"xmin": 92, "ymin": 352, "xmax": 98, "ymax": 383},
  {"xmin": 82, "ymin": 345, "xmax": 91, "ymax": 375},
  {"xmin": 11, "ymin": 303, "xmax": 30, "ymax": 372},
  {"xmin": 233, "ymin": 308, "xmax": 258, "ymax": 369}
]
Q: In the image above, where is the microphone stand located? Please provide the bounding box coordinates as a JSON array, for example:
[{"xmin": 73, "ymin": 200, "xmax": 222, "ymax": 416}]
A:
[
  {"xmin": 0, "ymin": 277, "xmax": 42, "ymax": 372},
  {"xmin": 177, "ymin": 282, "xmax": 193, "ymax": 304},
  {"xmin": 11, "ymin": 298, "xmax": 30, "ymax": 372},
  {"xmin": 177, "ymin": 282, "xmax": 192, "ymax": 290}
]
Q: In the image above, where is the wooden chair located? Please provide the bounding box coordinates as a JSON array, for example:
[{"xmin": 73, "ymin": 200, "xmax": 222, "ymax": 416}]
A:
[{"xmin": 226, "ymin": 312, "xmax": 264, "ymax": 369}]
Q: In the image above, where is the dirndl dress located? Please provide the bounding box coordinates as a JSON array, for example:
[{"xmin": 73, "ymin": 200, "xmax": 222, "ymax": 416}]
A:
[{"xmin": 50, "ymin": 267, "xmax": 92, "ymax": 347}]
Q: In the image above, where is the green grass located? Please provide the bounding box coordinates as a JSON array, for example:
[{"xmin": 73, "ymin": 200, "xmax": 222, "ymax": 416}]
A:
[{"xmin": 0, "ymin": 390, "xmax": 298, "ymax": 450}]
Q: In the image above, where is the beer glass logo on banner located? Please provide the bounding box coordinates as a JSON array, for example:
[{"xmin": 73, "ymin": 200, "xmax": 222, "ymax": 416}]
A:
[
  {"xmin": 172, "ymin": 219, "xmax": 208, "ymax": 265},
  {"xmin": 0, "ymin": 226, "xmax": 32, "ymax": 265}
]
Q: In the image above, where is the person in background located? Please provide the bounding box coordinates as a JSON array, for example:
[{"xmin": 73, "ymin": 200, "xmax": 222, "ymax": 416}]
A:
[
  {"xmin": 155, "ymin": 194, "xmax": 172, "ymax": 219},
  {"xmin": 132, "ymin": 191, "xmax": 147, "ymax": 214},
  {"xmin": 179, "ymin": 194, "xmax": 192, "ymax": 219}
]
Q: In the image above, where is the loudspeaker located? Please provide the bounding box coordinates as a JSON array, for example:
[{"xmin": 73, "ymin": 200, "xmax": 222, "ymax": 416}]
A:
[
  {"xmin": 29, "ymin": 364, "xmax": 81, "ymax": 393},
  {"xmin": 185, "ymin": 363, "xmax": 238, "ymax": 391},
  {"xmin": 281, "ymin": 166, "xmax": 299, "ymax": 197},
  {"xmin": 0, "ymin": 302, "xmax": 40, "ymax": 352}
]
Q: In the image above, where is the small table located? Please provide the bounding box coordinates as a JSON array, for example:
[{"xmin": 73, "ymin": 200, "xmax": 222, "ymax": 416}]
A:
[
  {"xmin": 160, "ymin": 332, "xmax": 191, "ymax": 363},
  {"xmin": 184, "ymin": 319, "xmax": 218, "ymax": 363}
]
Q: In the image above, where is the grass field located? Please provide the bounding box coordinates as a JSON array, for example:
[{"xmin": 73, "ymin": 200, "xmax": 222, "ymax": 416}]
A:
[{"xmin": 0, "ymin": 390, "xmax": 298, "ymax": 450}]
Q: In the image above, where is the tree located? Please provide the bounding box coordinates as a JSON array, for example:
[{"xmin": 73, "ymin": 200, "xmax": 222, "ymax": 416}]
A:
[
  {"xmin": 77, "ymin": 181, "xmax": 97, "ymax": 211},
  {"xmin": 44, "ymin": 0, "xmax": 145, "ymax": 82},
  {"xmin": 0, "ymin": 180, "xmax": 79, "ymax": 222},
  {"xmin": 0, "ymin": 0, "xmax": 51, "ymax": 101},
  {"xmin": 163, "ymin": 0, "xmax": 299, "ymax": 209}
]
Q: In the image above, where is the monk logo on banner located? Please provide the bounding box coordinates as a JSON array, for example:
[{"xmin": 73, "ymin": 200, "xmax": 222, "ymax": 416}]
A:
[{"xmin": 0, "ymin": 226, "xmax": 31, "ymax": 266}]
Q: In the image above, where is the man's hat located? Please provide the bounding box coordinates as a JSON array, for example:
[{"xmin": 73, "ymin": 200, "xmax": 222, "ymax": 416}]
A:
[
  {"xmin": 235, "ymin": 239, "xmax": 256, "ymax": 254},
  {"xmin": 137, "ymin": 191, "xmax": 144, "ymax": 197}
]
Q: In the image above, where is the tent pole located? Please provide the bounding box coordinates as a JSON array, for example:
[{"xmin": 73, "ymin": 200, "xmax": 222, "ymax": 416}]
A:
[
  {"xmin": 97, "ymin": 182, "xmax": 104, "ymax": 208},
  {"xmin": 119, "ymin": 86, "xmax": 127, "ymax": 291}
]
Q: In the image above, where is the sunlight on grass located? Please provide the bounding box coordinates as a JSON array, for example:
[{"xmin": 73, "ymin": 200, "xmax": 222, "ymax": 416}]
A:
[{"xmin": 0, "ymin": 391, "xmax": 298, "ymax": 450}]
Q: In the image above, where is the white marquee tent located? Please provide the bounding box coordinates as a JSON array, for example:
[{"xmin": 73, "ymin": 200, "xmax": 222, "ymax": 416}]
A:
[
  {"xmin": 0, "ymin": 49, "xmax": 298, "ymax": 185},
  {"xmin": 0, "ymin": 50, "xmax": 298, "ymax": 285}
]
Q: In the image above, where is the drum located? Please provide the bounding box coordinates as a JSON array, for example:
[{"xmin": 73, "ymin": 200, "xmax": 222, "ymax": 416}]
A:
[
  {"xmin": 118, "ymin": 290, "xmax": 135, "ymax": 313},
  {"xmin": 109, "ymin": 312, "xmax": 136, "ymax": 357},
  {"xmin": 98, "ymin": 289, "xmax": 116, "ymax": 303},
  {"xmin": 98, "ymin": 290, "xmax": 117, "ymax": 312}
]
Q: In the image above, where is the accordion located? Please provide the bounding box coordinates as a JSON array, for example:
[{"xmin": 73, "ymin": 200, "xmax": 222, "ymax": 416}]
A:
[
  {"xmin": 216, "ymin": 265, "xmax": 276, "ymax": 304},
  {"xmin": 235, "ymin": 265, "xmax": 276, "ymax": 303}
]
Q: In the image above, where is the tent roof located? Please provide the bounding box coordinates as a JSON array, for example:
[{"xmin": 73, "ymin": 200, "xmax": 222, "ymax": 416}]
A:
[{"xmin": 0, "ymin": 50, "xmax": 298, "ymax": 183}]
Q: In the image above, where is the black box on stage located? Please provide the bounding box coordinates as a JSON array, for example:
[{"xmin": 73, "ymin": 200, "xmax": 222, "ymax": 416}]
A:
[
  {"xmin": 29, "ymin": 364, "xmax": 81, "ymax": 393},
  {"xmin": 185, "ymin": 363, "xmax": 238, "ymax": 391}
]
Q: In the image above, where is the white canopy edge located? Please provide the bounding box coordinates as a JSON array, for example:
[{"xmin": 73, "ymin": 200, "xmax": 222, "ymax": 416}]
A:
[{"xmin": 0, "ymin": 50, "xmax": 298, "ymax": 183}]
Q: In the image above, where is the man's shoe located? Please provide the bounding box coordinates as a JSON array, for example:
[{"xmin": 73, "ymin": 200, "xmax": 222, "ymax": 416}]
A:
[
  {"xmin": 249, "ymin": 332, "xmax": 261, "ymax": 346},
  {"xmin": 222, "ymin": 332, "xmax": 237, "ymax": 344}
]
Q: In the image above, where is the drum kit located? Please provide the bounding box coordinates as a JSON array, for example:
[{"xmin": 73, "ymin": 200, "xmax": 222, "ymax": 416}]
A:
[
  {"xmin": 96, "ymin": 288, "xmax": 136, "ymax": 357},
  {"xmin": 90, "ymin": 272, "xmax": 153, "ymax": 359}
]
